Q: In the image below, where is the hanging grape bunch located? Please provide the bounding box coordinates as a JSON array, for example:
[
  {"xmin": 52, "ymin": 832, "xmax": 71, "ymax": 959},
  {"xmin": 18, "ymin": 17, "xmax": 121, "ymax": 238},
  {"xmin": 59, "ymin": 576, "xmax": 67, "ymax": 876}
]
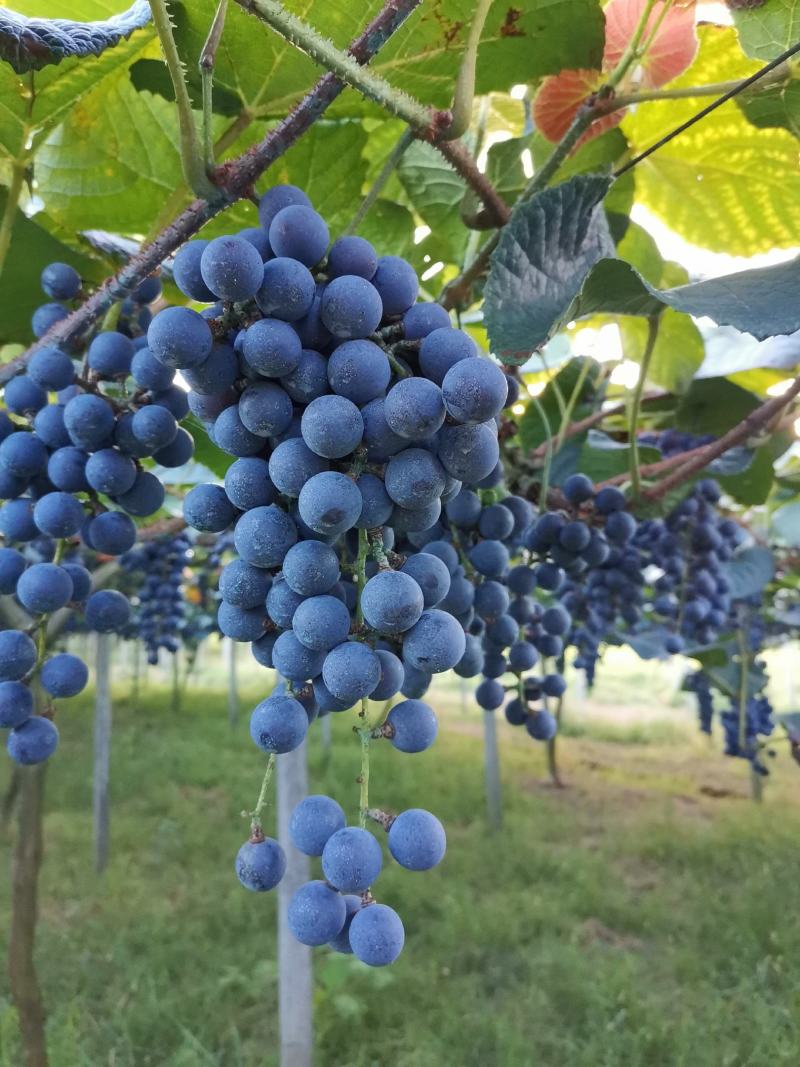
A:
[
  {"xmin": 121, "ymin": 534, "xmax": 191, "ymax": 664},
  {"xmin": 0, "ymin": 262, "xmax": 193, "ymax": 765},
  {"xmin": 174, "ymin": 185, "xmax": 514, "ymax": 965}
]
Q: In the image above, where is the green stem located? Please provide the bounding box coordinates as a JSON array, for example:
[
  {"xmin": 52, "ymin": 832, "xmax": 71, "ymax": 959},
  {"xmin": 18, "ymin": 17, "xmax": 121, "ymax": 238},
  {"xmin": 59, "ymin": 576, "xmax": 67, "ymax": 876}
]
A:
[
  {"xmin": 529, "ymin": 396, "xmax": 554, "ymax": 509},
  {"xmin": 200, "ymin": 0, "xmax": 229, "ymax": 173},
  {"xmin": 613, "ymin": 71, "xmax": 788, "ymax": 108},
  {"xmin": 605, "ymin": 0, "xmax": 659, "ymax": 91},
  {"xmin": 0, "ymin": 161, "xmax": 26, "ymax": 282},
  {"xmin": 148, "ymin": 0, "xmax": 215, "ymax": 197},
  {"xmin": 355, "ymin": 528, "xmax": 369, "ymax": 626},
  {"xmin": 447, "ymin": 0, "xmax": 494, "ymax": 139},
  {"xmin": 248, "ymin": 752, "xmax": 276, "ymax": 831},
  {"xmin": 554, "ymin": 359, "xmax": 591, "ymax": 454},
  {"xmin": 237, "ymin": 0, "xmax": 437, "ymax": 133},
  {"xmin": 629, "ymin": 316, "xmax": 660, "ymax": 497},
  {"xmin": 636, "ymin": 0, "xmax": 674, "ymax": 67},
  {"xmin": 345, "ymin": 128, "xmax": 414, "ymax": 234},
  {"xmin": 358, "ymin": 702, "xmax": 371, "ymax": 829}
]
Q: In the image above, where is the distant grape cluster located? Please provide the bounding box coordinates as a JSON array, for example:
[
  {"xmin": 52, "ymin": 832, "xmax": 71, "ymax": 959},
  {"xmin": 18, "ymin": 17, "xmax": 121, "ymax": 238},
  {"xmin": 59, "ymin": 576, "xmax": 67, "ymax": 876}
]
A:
[
  {"xmin": 121, "ymin": 534, "xmax": 191, "ymax": 664},
  {"xmin": 0, "ymin": 261, "xmax": 192, "ymax": 764}
]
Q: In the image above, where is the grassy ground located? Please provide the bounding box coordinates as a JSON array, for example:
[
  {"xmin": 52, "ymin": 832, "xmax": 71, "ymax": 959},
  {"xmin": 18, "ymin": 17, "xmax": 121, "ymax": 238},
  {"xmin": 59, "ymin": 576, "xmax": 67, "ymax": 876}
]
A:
[{"xmin": 0, "ymin": 655, "xmax": 799, "ymax": 1066}]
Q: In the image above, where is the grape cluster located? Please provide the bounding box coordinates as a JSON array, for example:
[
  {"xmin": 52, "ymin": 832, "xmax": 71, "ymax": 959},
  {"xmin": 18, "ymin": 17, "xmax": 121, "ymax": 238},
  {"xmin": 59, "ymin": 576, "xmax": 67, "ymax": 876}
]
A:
[
  {"xmin": 171, "ymin": 187, "xmax": 512, "ymax": 962},
  {"xmin": 685, "ymin": 670, "xmax": 714, "ymax": 735},
  {"xmin": 121, "ymin": 534, "xmax": 190, "ymax": 664},
  {"xmin": 639, "ymin": 428, "xmax": 716, "ymax": 458},
  {"xmin": 0, "ymin": 262, "xmax": 193, "ymax": 763}
]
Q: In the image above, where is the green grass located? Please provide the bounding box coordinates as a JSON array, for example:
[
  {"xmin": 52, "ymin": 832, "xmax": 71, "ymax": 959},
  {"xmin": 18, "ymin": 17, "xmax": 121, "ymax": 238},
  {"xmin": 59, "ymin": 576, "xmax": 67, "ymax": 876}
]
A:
[{"xmin": 1, "ymin": 676, "xmax": 799, "ymax": 1067}]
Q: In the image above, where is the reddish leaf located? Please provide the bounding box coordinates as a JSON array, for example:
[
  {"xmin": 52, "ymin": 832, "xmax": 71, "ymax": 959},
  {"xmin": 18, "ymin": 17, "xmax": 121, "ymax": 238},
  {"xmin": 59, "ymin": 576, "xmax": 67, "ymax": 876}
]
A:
[
  {"xmin": 533, "ymin": 69, "xmax": 624, "ymax": 144},
  {"xmin": 603, "ymin": 0, "xmax": 698, "ymax": 88}
]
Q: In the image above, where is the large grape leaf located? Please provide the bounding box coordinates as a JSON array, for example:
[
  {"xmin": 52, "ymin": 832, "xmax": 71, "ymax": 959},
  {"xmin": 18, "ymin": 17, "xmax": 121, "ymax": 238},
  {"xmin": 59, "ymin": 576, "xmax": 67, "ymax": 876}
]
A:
[
  {"xmin": 732, "ymin": 0, "xmax": 800, "ymax": 60},
  {"xmin": 34, "ymin": 74, "xmax": 184, "ymax": 233},
  {"xmin": 675, "ymin": 377, "xmax": 760, "ymax": 437},
  {"xmin": 0, "ymin": 190, "xmax": 106, "ymax": 344},
  {"xmin": 772, "ymin": 500, "xmax": 800, "ymax": 545},
  {"xmin": 396, "ymin": 140, "xmax": 468, "ymax": 264},
  {"xmin": 623, "ymin": 26, "xmax": 800, "ymax": 255},
  {"xmin": 484, "ymin": 174, "xmax": 615, "ymax": 364},
  {"xmin": 719, "ymin": 445, "xmax": 774, "ymax": 506},
  {"xmin": 165, "ymin": 0, "xmax": 605, "ymax": 120},
  {"xmin": 723, "ymin": 545, "xmax": 775, "ymax": 599},
  {"xmin": 0, "ymin": 0, "xmax": 156, "ymax": 159},
  {"xmin": 576, "ymin": 430, "xmax": 660, "ymax": 481},
  {"xmin": 740, "ymin": 79, "xmax": 800, "ymax": 137}
]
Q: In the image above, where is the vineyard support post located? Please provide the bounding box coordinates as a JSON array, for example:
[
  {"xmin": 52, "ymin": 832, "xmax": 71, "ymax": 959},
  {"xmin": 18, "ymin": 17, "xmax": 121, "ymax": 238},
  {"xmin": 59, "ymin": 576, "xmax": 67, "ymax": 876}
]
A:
[
  {"xmin": 225, "ymin": 637, "xmax": 239, "ymax": 727},
  {"xmin": 277, "ymin": 742, "xmax": 312, "ymax": 1067},
  {"xmin": 483, "ymin": 710, "xmax": 502, "ymax": 833},
  {"xmin": 93, "ymin": 632, "xmax": 112, "ymax": 875}
]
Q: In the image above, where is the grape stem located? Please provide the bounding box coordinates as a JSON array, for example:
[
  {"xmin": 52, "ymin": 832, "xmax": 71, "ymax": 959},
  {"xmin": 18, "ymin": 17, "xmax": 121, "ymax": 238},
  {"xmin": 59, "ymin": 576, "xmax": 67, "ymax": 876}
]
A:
[
  {"xmin": 0, "ymin": 73, "xmax": 34, "ymax": 281},
  {"xmin": 247, "ymin": 752, "xmax": 276, "ymax": 832},
  {"xmin": 628, "ymin": 315, "xmax": 660, "ymax": 497},
  {"xmin": 147, "ymin": 0, "xmax": 216, "ymax": 198},
  {"xmin": 4, "ymin": 0, "xmax": 423, "ymax": 379},
  {"xmin": 355, "ymin": 528, "xmax": 369, "ymax": 626},
  {"xmin": 357, "ymin": 698, "xmax": 371, "ymax": 828},
  {"xmin": 200, "ymin": 0, "xmax": 229, "ymax": 174},
  {"xmin": 529, "ymin": 396, "xmax": 554, "ymax": 509},
  {"xmin": 446, "ymin": 0, "xmax": 494, "ymax": 140}
]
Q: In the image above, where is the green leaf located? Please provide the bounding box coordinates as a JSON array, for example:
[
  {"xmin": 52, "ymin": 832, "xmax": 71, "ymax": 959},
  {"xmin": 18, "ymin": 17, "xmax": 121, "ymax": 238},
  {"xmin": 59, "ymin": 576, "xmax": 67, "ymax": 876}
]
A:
[
  {"xmin": 485, "ymin": 174, "xmax": 614, "ymax": 365},
  {"xmin": 706, "ymin": 658, "xmax": 768, "ymax": 701},
  {"xmin": 355, "ymin": 199, "xmax": 415, "ymax": 260},
  {"xmin": 576, "ymin": 430, "xmax": 660, "ymax": 482},
  {"xmin": 740, "ymin": 79, "xmax": 800, "ymax": 137},
  {"xmin": 184, "ymin": 419, "xmax": 233, "ymax": 481},
  {"xmin": 732, "ymin": 0, "xmax": 800, "ymax": 60},
  {"xmin": 615, "ymin": 221, "xmax": 664, "ymax": 287},
  {"xmin": 719, "ymin": 445, "xmax": 774, "ymax": 505},
  {"xmin": 168, "ymin": 0, "xmax": 605, "ymax": 120},
  {"xmin": 0, "ymin": 191, "xmax": 105, "ymax": 344},
  {"xmin": 35, "ymin": 75, "xmax": 183, "ymax": 233},
  {"xmin": 622, "ymin": 27, "xmax": 800, "ymax": 255},
  {"xmin": 723, "ymin": 545, "xmax": 775, "ymax": 599},
  {"xmin": 771, "ymin": 500, "xmax": 800, "ymax": 545},
  {"xmin": 396, "ymin": 141, "xmax": 468, "ymax": 264},
  {"xmin": 676, "ymin": 378, "xmax": 759, "ymax": 437},
  {"xmin": 619, "ymin": 309, "xmax": 704, "ymax": 393}
]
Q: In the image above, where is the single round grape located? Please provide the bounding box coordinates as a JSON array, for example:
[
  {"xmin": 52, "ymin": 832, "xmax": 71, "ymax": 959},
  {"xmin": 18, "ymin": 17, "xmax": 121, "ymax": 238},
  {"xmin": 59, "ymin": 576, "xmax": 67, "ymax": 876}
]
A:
[
  {"xmin": 526, "ymin": 710, "xmax": 557, "ymax": 741},
  {"xmin": 563, "ymin": 472, "xmax": 595, "ymax": 505},
  {"xmin": 322, "ymin": 641, "xmax": 381, "ymax": 703},
  {"xmin": 32, "ymin": 405, "xmax": 68, "ymax": 449},
  {"xmin": 238, "ymin": 382, "xmax": 294, "ymax": 438},
  {"xmin": 242, "ymin": 318, "xmax": 302, "ymax": 378},
  {"xmin": 348, "ymin": 904, "xmax": 404, "ymax": 967},
  {"xmin": 320, "ymin": 275, "xmax": 382, "ymax": 340},
  {"xmin": 238, "ymin": 227, "xmax": 272, "ymax": 260},
  {"xmin": 184, "ymin": 484, "xmax": 237, "ymax": 533},
  {"xmin": 0, "ymin": 681, "xmax": 33, "ymax": 729},
  {"xmin": 7, "ymin": 716, "xmax": 59, "ymax": 765},
  {"xmin": 32, "ymin": 492, "xmax": 85, "ymax": 538},
  {"xmin": 131, "ymin": 406, "xmax": 178, "ymax": 453},
  {"xmin": 384, "ymin": 378, "xmax": 445, "ymax": 439},
  {"xmin": 327, "ymin": 340, "xmax": 390, "ymax": 405},
  {"xmin": 287, "ymin": 880, "xmax": 346, "ymax": 946},
  {"xmin": 87, "ymin": 331, "xmax": 133, "ymax": 378},
  {"xmin": 328, "ymin": 894, "xmax": 362, "ymax": 954},
  {"xmin": 476, "ymin": 678, "xmax": 505, "ymax": 710},
  {"xmin": 41, "ymin": 262, "xmax": 81, "ymax": 300},
  {"xmin": 300, "ymin": 395, "xmax": 363, "ymax": 459},
  {"xmin": 200, "ymin": 236, "xmax": 264, "ymax": 302},
  {"xmin": 258, "ymin": 184, "xmax": 311, "ymax": 230},
  {"xmin": 402, "ymin": 302, "xmax": 451, "ymax": 340},
  {"xmin": 327, "ymin": 235, "xmax": 377, "ymax": 280},
  {"xmin": 85, "ymin": 589, "xmax": 131, "ymax": 633},
  {"xmin": 63, "ymin": 393, "xmax": 116, "ymax": 451},
  {"xmin": 235, "ymin": 836, "xmax": 286, "ymax": 892},
  {"xmin": 257, "ymin": 257, "xmax": 315, "ymax": 321},
  {"xmin": 419, "ymin": 327, "xmax": 476, "ymax": 384},
  {"xmin": 40, "ymin": 653, "xmax": 88, "ymax": 698},
  {"xmin": 454, "ymin": 635, "xmax": 484, "ymax": 678},
  {"xmin": 17, "ymin": 563, "xmax": 73, "ymax": 614},
  {"xmin": 437, "ymin": 422, "xmax": 499, "ymax": 484},
  {"xmin": 0, "ymin": 548, "xmax": 25, "ymax": 595},
  {"xmin": 441, "ymin": 358, "xmax": 508, "ymax": 425},
  {"xmin": 87, "ymin": 511, "xmax": 137, "ymax": 555},
  {"xmin": 61, "ymin": 563, "xmax": 91, "ymax": 601},
  {"xmin": 290, "ymin": 795, "xmax": 346, "ymax": 856},
  {"xmin": 31, "ymin": 302, "xmax": 69, "ymax": 338},
  {"xmin": 148, "ymin": 306, "xmax": 213, "ymax": 369},
  {"xmin": 268, "ymin": 205, "xmax": 329, "ymax": 267},
  {"xmin": 218, "ymin": 601, "xmax": 267, "ymax": 643},
  {"xmin": 605, "ymin": 510, "xmax": 637, "ymax": 544},
  {"xmin": 172, "ymin": 240, "xmax": 216, "ymax": 301},
  {"xmin": 559, "ymin": 520, "xmax": 591, "ymax": 553},
  {"xmin": 182, "ymin": 343, "xmax": 238, "ymax": 396},
  {"xmin": 0, "ymin": 500, "xmax": 37, "ymax": 542},
  {"xmin": 298, "ymin": 471, "xmax": 362, "ymax": 537},
  {"xmin": 384, "ymin": 448, "xmax": 446, "ymax": 509},
  {"xmin": 0, "ymin": 630, "xmax": 37, "ymax": 681},
  {"xmin": 272, "ymin": 630, "xmax": 326, "ymax": 682},
  {"xmin": 234, "ymin": 505, "xmax": 298, "ymax": 568},
  {"xmin": 321, "ymin": 826, "xmax": 382, "ymax": 893},
  {"xmin": 372, "ymin": 256, "xmax": 418, "ymax": 316},
  {"xmin": 469, "ymin": 540, "xmax": 509, "ymax": 579},
  {"xmin": 282, "ymin": 540, "xmax": 340, "ymax": 597},
  {"xmin": 279, "ymin": 348, "xmax": 329, "ymax": 405},
  {"xmin": 388, "ymin": 808, "xmax": 446, "ymax": 871},
  {"xmin": 361, "ymin": 571, "xmax": 424, "ymax": 635},
  {"xmin": 386, "ymin": 698, "xmax": 437, "ymax": 753},
  {"xmin": 391, "ymin": 499, "xmax": 442, "ymax": 536},
  {"xmin": 116, "ymin": 471, "xmax": 166, "ymax": 517},
  {"xmin": 130, "ymin": 347, "xmax": 174, "ymax": 392},
  {"xmin": 372, "ymin": 649, "xmax": 405, "ymax": 701},
  {"xmin": 251, "ymin": 632, "xmax": 278, "ymax": 668},
  {"xmin": 4, "ymin": 375, "xmax": 48, "ymax": 416},
  {"xmin": 28, "ymin": 347, "xmax": 75, "ymax": 391},
  {"xmin": 403, "ymin": 609, "xmax": 466, "ymax": 674},
  {"xmin": 400, "ymin": 552, "xmax": 450, "ymax": 608},
  {"xmin": 508, "ymin": 641, "xmax": 538, "ymax": 673},
  {"xmin": 250, "ymin": 693, "xmax": 308, "ymax": 754},
  {"xmin": 354, "ymin": 472, "xmax": 393, "ymax": 530},
  {"xmin": 223, "ymin": 458, "xmax": 276, "ymax": 512},
  {"xmin": 212, "ymin": 405, "xmax": 264, "ymax": 457},
  {"xmin": 266, "ymin": 575, "xmax": 306, "ymax": 629},
  {"xmin": 478, "ymin": 504, "xmax": 515, "ymax": 541},
  {"xmin": 291, "ymin": 595, "xmax": 351, "ymax": 652},
  {"xmin": 219, "ymin": 560, "xmax": 272, "ymax": 609},
  {"xmin": 85, "ymin": 449, "xmax": 138, "ymax": 496},
  {"xmin": 0, "ymin": 432, "xmax": 47, "ymax": 479}
]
